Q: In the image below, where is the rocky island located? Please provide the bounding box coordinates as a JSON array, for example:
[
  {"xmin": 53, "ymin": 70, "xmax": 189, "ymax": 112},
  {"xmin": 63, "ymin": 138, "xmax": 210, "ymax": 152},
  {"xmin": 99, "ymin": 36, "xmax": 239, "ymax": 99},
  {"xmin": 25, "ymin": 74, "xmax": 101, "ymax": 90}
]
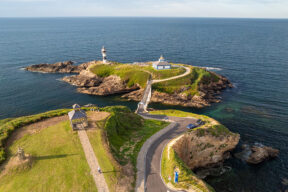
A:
[{"xmin": 25, "ymin": 58, "xmax": 232, "ymax": 108}]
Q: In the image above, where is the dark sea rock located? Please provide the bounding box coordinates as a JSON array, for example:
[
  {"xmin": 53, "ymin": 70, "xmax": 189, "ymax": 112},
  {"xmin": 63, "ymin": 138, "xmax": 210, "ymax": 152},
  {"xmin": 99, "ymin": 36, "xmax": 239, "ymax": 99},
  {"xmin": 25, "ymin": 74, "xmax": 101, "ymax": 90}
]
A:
[
  {"xmin": 235, "ymin": 143, "xmax": 279, "ymax": 164},
  {"xmin": 25, "ymin": 61, "xmax": 94, "ymax": 73}
]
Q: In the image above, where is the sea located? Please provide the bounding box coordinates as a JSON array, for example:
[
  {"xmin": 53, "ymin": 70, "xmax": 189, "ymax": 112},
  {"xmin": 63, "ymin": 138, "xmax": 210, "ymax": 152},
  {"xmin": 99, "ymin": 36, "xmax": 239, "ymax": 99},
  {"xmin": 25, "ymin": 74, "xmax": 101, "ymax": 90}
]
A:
[{"xmin": 0, "ymin": 17, "xmax": 287, "ymax": 192}]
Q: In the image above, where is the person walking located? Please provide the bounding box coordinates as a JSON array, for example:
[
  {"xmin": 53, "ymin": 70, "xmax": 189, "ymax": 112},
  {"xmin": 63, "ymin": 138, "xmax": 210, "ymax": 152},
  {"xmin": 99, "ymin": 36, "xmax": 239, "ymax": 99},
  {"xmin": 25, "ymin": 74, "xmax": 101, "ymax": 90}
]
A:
[{"xmin": 97, "ymin": 167, "xmax": 102, "ymax": 174}]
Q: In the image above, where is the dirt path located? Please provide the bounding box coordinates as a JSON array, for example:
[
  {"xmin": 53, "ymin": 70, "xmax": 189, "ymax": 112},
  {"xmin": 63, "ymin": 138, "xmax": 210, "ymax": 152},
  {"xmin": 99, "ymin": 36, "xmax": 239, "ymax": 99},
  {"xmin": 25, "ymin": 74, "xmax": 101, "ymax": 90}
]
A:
[
  {"xmin": 78, "ymin": 112, "xmax": 110, "ymax": 192},
  {"xmin": 6, "ymin": 116, "xmax": 68, "ymax": 147}
]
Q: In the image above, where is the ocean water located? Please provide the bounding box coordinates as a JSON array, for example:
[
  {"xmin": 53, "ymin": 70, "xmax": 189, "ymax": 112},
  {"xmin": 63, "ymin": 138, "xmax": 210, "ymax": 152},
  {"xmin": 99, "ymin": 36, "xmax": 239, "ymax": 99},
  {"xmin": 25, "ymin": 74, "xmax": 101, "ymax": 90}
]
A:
[{"xmin": 0, "ymin": 18, "xmax": 288, "ymax": 192}]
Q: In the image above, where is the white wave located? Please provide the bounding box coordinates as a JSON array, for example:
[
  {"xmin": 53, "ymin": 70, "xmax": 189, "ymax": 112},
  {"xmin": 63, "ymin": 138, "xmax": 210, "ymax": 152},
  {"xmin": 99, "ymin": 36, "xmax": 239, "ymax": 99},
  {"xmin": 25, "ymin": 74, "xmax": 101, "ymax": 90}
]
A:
[{"xmin": 204, "ymin": 67, "xmax": 222, "ymax": 71}]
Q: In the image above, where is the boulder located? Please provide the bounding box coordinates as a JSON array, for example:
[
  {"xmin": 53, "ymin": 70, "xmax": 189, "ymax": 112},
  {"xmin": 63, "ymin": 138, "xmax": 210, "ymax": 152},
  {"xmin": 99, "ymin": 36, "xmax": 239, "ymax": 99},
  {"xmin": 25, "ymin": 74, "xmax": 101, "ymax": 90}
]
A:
[{"xmin": 246, "ymin": 145, "xmax": 279, "ymax": 164}]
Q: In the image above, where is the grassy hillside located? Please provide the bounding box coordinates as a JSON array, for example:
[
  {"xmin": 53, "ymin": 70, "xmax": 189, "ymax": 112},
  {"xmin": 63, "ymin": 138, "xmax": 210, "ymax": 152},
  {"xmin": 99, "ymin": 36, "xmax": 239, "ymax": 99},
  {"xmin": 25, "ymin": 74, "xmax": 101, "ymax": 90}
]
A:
[
  {"xmin": 0, "ymin": 121, "xmax": 96, "ymax": 192},
  {"xmin": 86, "ymin": 106, "xmax": 169, "ymax": 190},
  {"xmin": 0, "ymin": 109, "xmax": 72, "ymax": 163},
  {"xmin": 0, "ymin": 106, "xmax": 169, "ymax": 191},
  {"xmin": 152, "ymin": 67, "xmax": 220, "ymax": 96},
  {"xmin": 89, "ymin": 63, "xmax": 185, "ymax": 88},
  {"xmin": 100, "ymin": 106, "xmax": 169, "ymax": 166}
]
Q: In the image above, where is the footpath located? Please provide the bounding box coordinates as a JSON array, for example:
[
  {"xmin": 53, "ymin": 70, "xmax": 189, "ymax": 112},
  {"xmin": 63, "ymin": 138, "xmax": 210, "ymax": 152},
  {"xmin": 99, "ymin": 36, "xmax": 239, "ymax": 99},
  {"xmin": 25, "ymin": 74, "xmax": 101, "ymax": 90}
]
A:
[{"xmin": 78, "ymin": 129, "xmax": 109, "ymax": 192}]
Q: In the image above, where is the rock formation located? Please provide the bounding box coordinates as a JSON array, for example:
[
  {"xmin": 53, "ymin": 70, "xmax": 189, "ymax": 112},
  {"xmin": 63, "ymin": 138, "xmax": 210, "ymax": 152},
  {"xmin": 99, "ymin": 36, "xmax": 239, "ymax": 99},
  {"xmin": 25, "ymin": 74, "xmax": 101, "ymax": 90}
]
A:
[
  {"xmin": 77, "ymin": 75, "xmax": 139, "ymax": 95},
  {"xmin": 62, "ymin": 70, "xmax": 102, "ymax": 87},
  {"xmin": 172, "ymin": 128, "xmax": 240, "ymax": 170},
  {"xmin": 235, "ymin": 143, "xmax": 279, "ymax": 164},
  {"xmin": 25, "ymin": 61, "xmax": 94, "ymax": 73}
]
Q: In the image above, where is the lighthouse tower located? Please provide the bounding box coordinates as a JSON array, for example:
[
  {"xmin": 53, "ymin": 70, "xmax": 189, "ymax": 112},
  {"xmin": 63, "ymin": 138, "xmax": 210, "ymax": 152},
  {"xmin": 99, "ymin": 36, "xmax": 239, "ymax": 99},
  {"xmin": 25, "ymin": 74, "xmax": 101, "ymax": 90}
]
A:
[{"xmin": 101, "ymin": 46, "xmax": 107, "ymax": 64}]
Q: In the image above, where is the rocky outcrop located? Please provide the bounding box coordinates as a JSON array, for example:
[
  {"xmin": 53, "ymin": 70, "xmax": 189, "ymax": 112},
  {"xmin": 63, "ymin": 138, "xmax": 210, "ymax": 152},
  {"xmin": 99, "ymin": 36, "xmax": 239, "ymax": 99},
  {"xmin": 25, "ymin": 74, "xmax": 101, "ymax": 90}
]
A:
[
  {"xmin": 62, "ymin": 70, "xmax": 102, "ymax": 87},
  {"xmin": 122, "ymin": 74, "xmax": 232, "ymax": 108},
  {"xmin": 172, "ymin": 128, "xmax": 240, "ymax": 170},
  {"xmin": 25, "ymin": 61, "xmax": 95, "ymax": 73},
  {"xmin": 199, "ymin": 74, "xmax": 233, "ymax": 103},
  {"xmin": 77, "ymin": 75, "xmax": 139, "ymax": 96},
  {"xmin": 235, "ymin": 143, "xmax": 279, "ymax": 164}
]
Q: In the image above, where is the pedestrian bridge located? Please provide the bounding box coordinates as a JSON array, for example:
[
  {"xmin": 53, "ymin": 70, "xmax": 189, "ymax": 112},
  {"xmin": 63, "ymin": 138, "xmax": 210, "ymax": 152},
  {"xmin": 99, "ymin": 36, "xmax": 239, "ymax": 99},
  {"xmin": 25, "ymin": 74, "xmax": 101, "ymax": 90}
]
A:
[{"xmin": 135, "ymin": 79, "xmax": 152, "ymax": 114}]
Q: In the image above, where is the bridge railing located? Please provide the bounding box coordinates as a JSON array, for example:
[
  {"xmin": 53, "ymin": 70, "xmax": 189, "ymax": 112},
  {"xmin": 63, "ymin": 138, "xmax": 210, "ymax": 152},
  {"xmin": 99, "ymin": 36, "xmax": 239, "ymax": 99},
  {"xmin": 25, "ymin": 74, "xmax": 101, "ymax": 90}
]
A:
[{"xmin": 136, "ymin": 76, "xmax": 152, "ymax": 113}]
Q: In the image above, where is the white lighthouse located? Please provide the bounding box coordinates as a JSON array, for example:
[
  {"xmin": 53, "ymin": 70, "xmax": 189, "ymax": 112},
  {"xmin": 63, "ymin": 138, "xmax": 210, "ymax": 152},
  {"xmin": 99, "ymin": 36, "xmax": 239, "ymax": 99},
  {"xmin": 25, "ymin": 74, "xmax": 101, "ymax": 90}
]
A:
[{"xmin": 101, "ymin": 46, "xmax": 107, "ymax": 64}]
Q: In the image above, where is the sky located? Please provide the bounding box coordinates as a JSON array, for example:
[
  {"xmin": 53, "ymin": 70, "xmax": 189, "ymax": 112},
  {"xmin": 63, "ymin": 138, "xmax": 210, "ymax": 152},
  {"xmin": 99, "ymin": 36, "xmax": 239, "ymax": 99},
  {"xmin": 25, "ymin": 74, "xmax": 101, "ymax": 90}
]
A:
[{"xmin": 0, "ymin": 0, "xmax": 287, "ymax": 18}]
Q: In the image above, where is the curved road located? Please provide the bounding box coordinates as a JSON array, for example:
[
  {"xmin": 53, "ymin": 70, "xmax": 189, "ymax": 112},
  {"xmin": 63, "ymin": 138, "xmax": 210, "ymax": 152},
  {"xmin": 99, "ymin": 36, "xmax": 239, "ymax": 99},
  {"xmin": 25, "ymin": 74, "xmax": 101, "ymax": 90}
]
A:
[
  {"xmin": 136, "ymin": 65, "xmax": 194, "ymax": 192},
  {"xmin": 140, "ymin": 113, "xmax": 197, "ymax": 192}
]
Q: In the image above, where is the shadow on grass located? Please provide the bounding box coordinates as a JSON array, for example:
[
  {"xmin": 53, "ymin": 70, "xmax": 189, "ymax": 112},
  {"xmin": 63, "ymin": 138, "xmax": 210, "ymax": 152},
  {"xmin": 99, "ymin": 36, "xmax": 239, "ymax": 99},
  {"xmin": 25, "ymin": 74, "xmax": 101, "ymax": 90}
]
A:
[
  {"xmin": 34, "ymin": 154, "xmax": 78, "ymax": 160},
  {"xmin": 102, "ymin": 170, "xmax": 120, "ymax": 174}
]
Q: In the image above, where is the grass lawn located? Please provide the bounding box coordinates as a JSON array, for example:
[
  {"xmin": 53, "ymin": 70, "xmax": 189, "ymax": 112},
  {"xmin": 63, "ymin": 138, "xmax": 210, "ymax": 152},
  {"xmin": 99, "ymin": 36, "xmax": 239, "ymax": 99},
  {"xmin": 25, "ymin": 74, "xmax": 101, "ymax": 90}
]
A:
[
  {"xmin": 144, "ymin": 65, "xmax": 186, "ymax": 80},
  {"xmin": 0, "ymin": 121, "xmax": 97, "ymax": 192},
  {"xmin": 89, "ymin": 63, "xmax": 186, "ymax": 88},
  {"xmin": 0, "ymin": 109, "xmax": 73, "ymax": 163}
]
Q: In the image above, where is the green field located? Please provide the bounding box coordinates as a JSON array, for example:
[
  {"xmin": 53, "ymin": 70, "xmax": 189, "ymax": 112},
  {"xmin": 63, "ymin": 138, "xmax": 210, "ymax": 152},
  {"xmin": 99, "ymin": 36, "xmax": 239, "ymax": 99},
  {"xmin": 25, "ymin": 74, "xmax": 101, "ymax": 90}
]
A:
[
  {"xmin": 0, "ymin": 109, "xmax": 72, "ymax": 163},
  {"xmin": 0, "ymin": 106, "xmax": 169, "ymax": 192},
  {"xmin": 0, "ymin": 121, "xmax": 96, "ymax": 192},
  {"xmin": 89, "ymin": 63, "xmax": 186, "ymax": 88}
]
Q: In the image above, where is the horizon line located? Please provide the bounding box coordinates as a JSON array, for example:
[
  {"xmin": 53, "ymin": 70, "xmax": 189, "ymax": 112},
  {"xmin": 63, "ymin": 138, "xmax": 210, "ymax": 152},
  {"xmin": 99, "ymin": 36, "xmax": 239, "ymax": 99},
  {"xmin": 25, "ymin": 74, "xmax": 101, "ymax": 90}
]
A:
[{"xmin": 0, "ymin": 16, "xmax": 288, "ymax": 20}]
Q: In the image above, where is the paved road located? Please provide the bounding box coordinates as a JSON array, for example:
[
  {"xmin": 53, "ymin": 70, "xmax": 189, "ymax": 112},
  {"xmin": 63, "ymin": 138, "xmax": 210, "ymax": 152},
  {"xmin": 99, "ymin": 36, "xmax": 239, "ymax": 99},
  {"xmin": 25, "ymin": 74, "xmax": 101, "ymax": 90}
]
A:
[
  {"xmin": 135, "ymin": 65, "xmax": 195, "ymax": 191},
  {"xmin": 139, "ymin": 113, "xmax": 198, "ymax": 192}
]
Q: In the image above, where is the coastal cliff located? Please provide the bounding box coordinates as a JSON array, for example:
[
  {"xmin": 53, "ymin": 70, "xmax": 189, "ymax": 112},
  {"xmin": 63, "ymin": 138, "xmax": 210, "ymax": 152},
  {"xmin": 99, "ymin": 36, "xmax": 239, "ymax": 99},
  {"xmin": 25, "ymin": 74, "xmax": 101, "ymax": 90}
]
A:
[
  {"xmin": 172, "ymin": 128, "xmax": 240, "ymax": 170},
  {"xmin": 158, "ymin": 110, "xmax": 239, "ymax": 192}
]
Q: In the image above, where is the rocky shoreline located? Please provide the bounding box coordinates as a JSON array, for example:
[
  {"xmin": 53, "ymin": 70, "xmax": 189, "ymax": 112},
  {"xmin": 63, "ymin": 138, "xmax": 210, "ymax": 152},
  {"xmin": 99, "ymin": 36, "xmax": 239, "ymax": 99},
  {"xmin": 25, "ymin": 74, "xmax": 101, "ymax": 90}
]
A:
[
  {"xmin": 25, "ymin": 60, "xmax": 232, "ymax": 108},
  {"xmin": 25, "ymin": 60, "xmax": 92, "ymax": 73}
]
